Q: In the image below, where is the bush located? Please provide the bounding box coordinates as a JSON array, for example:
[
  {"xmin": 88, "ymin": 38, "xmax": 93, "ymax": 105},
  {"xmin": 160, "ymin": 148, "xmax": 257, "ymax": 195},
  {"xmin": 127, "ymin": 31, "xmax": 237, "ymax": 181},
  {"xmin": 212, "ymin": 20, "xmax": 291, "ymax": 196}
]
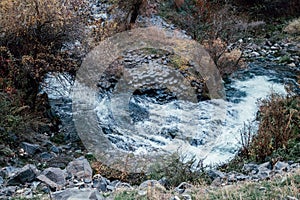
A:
[
  {"xmin": 0, "ymin": 0, "xmax": 84, "ymax": 106},
  {"xmin": 241, "ymin": 94, "xmax": 299, "ymax": 163},
  {"xmin": 0, "ymin": 0, "xmax": 84, "ymax": 57},
  {"xmin": 232, "ymin": 0, "xmax": 300, "ymax": 19},
  {"xmin": 147, "ymin": 153, "xmax": 210, "ymax": 188}
]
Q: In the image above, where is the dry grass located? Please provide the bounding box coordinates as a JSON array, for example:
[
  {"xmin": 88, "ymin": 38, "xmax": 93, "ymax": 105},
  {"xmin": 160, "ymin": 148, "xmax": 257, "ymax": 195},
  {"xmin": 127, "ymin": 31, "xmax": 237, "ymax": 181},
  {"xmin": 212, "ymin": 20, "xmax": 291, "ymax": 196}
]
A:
[
  {"xmin": 284, "ymin": 18, "xmax": 300, "ymax": 35},
  {"xmin": 113, "ymin": 169, "xmax": 300, "ymax": 200}
]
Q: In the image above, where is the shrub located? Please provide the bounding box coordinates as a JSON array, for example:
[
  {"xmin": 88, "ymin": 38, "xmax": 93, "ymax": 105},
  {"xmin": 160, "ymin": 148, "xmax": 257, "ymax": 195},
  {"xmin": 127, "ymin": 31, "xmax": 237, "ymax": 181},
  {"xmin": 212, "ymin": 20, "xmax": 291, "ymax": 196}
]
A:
[
  {"xmin": 240, "ymin": 94, "xmax": 299, "ymax": 163},
  {"xmin": 250, "ymin": 94, "xmax": 299, "ymax": 162},
  {"xmin": 0, "ymin": 0, "xmax": 84, "ymax": 106},
  {"xmin": 0, "ymin": 0, "xmax": 85, "ymax": 57},
  {"xmin": 147, "ymin": 153, "xmax": 210, "ymax": 188},
  {"xmin": 232, "ymin": 0, "xmax": 300, "ymax": 19}
]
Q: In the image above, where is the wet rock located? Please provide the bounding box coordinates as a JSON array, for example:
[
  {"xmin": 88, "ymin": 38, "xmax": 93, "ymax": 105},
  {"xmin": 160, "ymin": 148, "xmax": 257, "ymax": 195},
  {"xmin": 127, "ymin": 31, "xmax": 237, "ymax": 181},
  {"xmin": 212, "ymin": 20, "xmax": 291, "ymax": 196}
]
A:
[
  {"xmin": 66, "ymin": 157, "xmax": 93, "ymax": 182},
  {"xmin": 7, "ymin": 164, "xmax": 40, "ymax": 186},
  {"xmin": 21, "ymin": 142, "xmax": 41, "ymax": 155},
  {"xmin": 52, "ymin": 188, "xmax": 104, "ymax": 200},
  {"xmin": 37, "ymin": 167, "xmax": 67, "ymax": 190}
]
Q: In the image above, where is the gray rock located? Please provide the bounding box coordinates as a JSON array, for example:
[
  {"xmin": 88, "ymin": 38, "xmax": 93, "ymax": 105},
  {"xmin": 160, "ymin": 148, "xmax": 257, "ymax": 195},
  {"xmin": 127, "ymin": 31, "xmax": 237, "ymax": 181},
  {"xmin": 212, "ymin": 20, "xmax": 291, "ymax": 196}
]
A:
[
  {"xmin": 175, "ymin": 182, "xmax": 193, "ymax": 194},
  {"xmin": 115, "ymin": 182, "xmax": 132, "ymax": 189},
  {"xmin": 207, "ymin": 169, "xmax": 225, "ymax": 179},
  {"xmin": 257, "ymin": 168, "xmax": 271, "ymax": 180},
  {"xmin": 0, "ymin": 186, "xmax": 17, "ymax": 197},
  {"xmin": 0, "ymin": 176, "xmax": 3, "ymax": 185},
  {"xmin": 66, "ymin": 157, "xmax": 93, "ymax": 182},
  {"xmin": 93, "ymin": 175, "xmax": 110, "ymax": 192},
  {"xmin": 21, "ymin": 142, "xmax": 41, "ymax": 155},
  {"xmin": 171, "ymin": 196, "xmax": 181, "ymax": 200},
  {"xmin": 251, "ymin": 52, "xmax": 260, "ymax": 57},
  {"xmin": 37, "ymin": 167, "xmax": 66, "ymax": 190},
  {"xmin": 139, "ymin": 180, "xmax": 162, "ymax": 190},
  {"xmin": 274, "ymin": 161, "xmax": 290, "ymax": 172},
  {"xmin": 158, "ymin": 177, "xmax": 168, "ymax": 187},
  {"xmin": 258, "ymin": 162, "xmax": 272, "ymax": 170},
  {"xmin": 182, "ymin": 193, "xmax": 192, "ymax": 200},
  {"xmin": 39, "ymin": 152, "xmax": 54, "ymax": 161},
  {"xmin": 52, "ymin": 188, "xmax": 104, "ymax": 200},
  {"xmin": 7, "ymin": 164, "xmax": 40, "ymax": 186},
  {"xmin": 243, "ymin": 163, "xmax": 258, "ymax": 174},
  {"xmin": 0, "ymin": 166, "xmax": 19, "ymax": 180},
  {"xmin": 50, "ymin": 145, "xmax": 61, "ymax": 154},
  {"xmin": 286, "ymin": 195, "xmax": 298, "ymax": 200}
]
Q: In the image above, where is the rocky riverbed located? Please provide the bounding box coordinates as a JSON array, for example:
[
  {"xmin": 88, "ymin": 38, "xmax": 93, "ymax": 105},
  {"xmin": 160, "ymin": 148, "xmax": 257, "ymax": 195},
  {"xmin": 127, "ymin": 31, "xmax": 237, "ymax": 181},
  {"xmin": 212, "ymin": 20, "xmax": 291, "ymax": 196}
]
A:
[{"xmin": 1, "ymin": 156, "xmax": 299, "ymax": 199}]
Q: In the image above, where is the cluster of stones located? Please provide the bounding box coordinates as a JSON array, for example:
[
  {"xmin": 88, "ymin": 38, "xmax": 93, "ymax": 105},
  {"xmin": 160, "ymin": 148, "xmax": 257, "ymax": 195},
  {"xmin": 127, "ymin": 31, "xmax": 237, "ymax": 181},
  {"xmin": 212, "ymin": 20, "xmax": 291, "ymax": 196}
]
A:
[
  {"xmin": 1, "ymin": 155, "xmax": 299, "ymax": 200},
  {"xmin": 241, "ymin": 38, "xmax": 300, "ymax": 68}
]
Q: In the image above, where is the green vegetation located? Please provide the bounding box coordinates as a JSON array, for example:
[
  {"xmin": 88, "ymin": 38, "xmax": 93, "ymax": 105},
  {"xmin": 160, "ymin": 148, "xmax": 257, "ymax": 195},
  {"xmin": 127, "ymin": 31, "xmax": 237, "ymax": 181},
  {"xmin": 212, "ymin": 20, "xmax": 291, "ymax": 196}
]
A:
[
  {"xmin": 147, "ymin": 153, "xmax": 211, "ymax": 188},
  {"xmin": 222, "ymin": 94, "xmax": 300, "ymax": 172}
]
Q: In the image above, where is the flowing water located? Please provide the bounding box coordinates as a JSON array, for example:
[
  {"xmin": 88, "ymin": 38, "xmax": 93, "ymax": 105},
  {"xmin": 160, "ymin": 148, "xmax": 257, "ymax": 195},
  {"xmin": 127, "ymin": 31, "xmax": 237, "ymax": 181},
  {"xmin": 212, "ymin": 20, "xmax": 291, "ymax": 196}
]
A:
[
  {"xmin": 94, "ymin": 63, "xmax": 290, "ymax": 166},
  {"xmin": 41, "ymin": 60, "xmax": 299, "ymax": 169}
]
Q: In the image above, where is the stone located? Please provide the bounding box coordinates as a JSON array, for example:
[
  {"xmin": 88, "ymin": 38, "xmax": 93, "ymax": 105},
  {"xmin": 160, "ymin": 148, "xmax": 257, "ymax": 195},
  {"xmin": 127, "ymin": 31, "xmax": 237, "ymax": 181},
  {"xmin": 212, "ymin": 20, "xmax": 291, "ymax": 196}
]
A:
[
  {"xmin": 37, "ymin": 167, "xmax": 67, "ymax": 190},
  {"xmin": 21, "ymin": 142, "xmax": 41, "ymax": 155},
  {"xmin": 0, "ymin": 166, "xmax": 18, "ymax": 178},
  {"xmin": 0, "ymin": 186, "xmax": 17, "ymax": 197},
  {"xmin": 273, "ymin": 161, "xmax": 290, "ymax": 172},
  {"xmin": 175, "ymin": 182, "xmax": 193, "ymax": 194},
  {"xmin": 258, "ymin": 162, "xmax": 272, "ymax": 170},
  {"xmin": 93, "ymin": 176, "xmax": 108, "ymax": 192},
  {"xmin": 66, "ymin": 157, "xmax": 93, "ymax": 182},
  {"xmin": 171, "ymin": 196, "xmax": 181, "ymax": 200},
  {"xmin": 158, "ymin": 177, "xmax": 168, "ymax": 187},
  {"xmin": 0, "ymin": 176, "xmax": 3, "ymax": 185},
  {"xmin": 286, "ymin": 196, "xmax": 298, "ymax": 200},
  {"xmin": 39, "ymin": 152, "xmax": 53, "ymax": 161},
  {"xmin": 257, "ymin": 168, "xmax": 271, "ymax": 180},
  {"xmin": 52, "ymin": 188, "xmax": 104, "ymax": 200},
  {"xmin": 139, "ymin": 180, "xmax": 162, "ymax": 190},
  {"xmin": 251, "ymin": 52, "xmax": 260, "ymax": 57},
  {"xmin": 243, "ymin": 163, "xmax": 258, "ymax": 174},
  {"xmin": 7, "ymin": 164, "xmax": 40, "ymax": 186},
  {"xmin": 50, "ymin": 145, "xmax": 61, "ymax": 154},
  {"xmin": 207, "ymin": 169, "xmax": 225, "ymax": 179},
  {"xmin": 182, "ymin": 194, "xmax": 192, "ymax": 200},
  {"xmin": 115, "ymin": 182, "xmax": 132, "ymax": 190},
  {"xmin": 287, "ymin": 62, "xmax": 296, "ymax": 67}
]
